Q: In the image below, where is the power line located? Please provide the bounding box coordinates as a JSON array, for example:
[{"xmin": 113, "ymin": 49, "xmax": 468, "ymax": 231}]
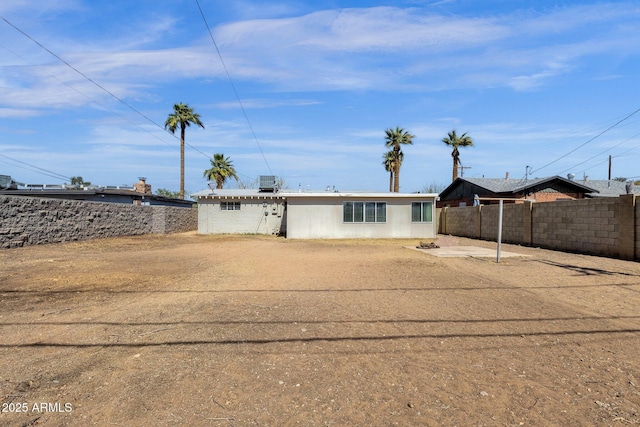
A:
[
  {"xmin": 531, "ymin": 106, "xmax": 640, "ymax": 175},
  {"xmin": 0, "ymin": 42, "xmax": 184, "ymax": 155},
  {"xmin": 0, "ymin": 15, "xmax": 212, "ymax": 160},
  {"xmin": 0, "ymin": 153, "xmax": 71, "ymax": 182},
  {"xmin": 194, "ymin": 0, "xmax": 274, "ymax": 176},
  {"xmin": 557, "ymin": 130, "xmax": 640, "ymax": 175}
]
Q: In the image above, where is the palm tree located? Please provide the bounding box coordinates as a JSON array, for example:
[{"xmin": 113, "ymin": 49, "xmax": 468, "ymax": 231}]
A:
[
  {"xmin": 382, "ymin": 150, "xmax": 403, "ymax": 193},
  {"xmin": 441, "ymin": 130, "xmax": 474, "ymax": 182},
  {"xmin": 384, "ymin": 126, "xmax": 414, "ymax": 192},
  {"xmin": 203, "ymin": 153, "xmax": 239, "ymax": 189},
  {"xmin": 165, "ymin": 103, "xmax": 205, "ymax": 199}
]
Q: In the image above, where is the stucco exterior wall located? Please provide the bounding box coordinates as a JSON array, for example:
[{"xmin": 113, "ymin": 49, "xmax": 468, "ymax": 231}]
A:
[
  {"xmin": 285, "ymin": 196, "xmax": 436, "ymax": 239},
  {"xmin": 197, "ymin": 197, "xmax": 285, "ymax": 235}
]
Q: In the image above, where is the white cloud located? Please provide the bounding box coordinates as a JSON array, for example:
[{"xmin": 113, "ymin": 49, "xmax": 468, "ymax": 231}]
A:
[{"xmin": 0, "ymin": 0, "xmax": 82, "ymax": 15}]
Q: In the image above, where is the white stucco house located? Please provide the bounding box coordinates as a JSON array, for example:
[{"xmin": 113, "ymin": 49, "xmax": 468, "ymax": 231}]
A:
[
  {"xmin": 283, "ymin": 191, "xmax": 437, "ymax": 239},
  {"xmin": 192, "ymin": 188, "xmax": 286, "ymax": 235},
  {"xmin": 192, "ymin": 185, "xmax": 438, "ymax": 239}
]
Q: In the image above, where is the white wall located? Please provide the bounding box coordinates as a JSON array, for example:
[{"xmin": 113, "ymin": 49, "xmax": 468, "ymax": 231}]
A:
[
  {"xmin": 198, "ymin": 198, "xmax": 285, "ymax": 235},
  {"xmin": 285, "ymin": 196, "xmax": 436, "ymax": 239}
]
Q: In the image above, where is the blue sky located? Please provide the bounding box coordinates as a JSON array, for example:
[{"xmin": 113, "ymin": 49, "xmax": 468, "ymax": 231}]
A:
[{"xmin": 1, "ymin": 0, "xmax": 640, "ymax": 194}]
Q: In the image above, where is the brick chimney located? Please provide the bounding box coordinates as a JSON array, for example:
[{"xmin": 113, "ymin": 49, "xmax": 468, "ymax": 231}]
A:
[{"xmin": 134, "ymin": 177, "xmax": 152, "ymax": 194}]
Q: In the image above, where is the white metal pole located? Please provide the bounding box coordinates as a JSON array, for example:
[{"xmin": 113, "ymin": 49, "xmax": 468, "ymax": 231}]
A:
[{"xmin": 497, "ymin": 199, "xmax": 503, "ymax": 263}]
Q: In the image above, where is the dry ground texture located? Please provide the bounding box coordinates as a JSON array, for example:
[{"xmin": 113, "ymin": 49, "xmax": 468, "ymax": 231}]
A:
[{"xmin": 0, "ymin": 232, "xmax": 639, "ymax": 426}]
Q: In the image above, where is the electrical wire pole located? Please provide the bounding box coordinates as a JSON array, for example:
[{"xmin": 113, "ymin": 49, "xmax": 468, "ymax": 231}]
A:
[{"xmin": 475, "ymin": 197, "xmax": 521, "ymax": 263}]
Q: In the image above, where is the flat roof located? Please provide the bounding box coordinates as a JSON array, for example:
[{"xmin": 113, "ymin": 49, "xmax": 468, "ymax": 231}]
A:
[
  {"xmin": 281, "ymin": 191, "xmax": 438, "ymax": 198},
  {"xmin": 192, "ymin": 189, "xmax": 438, "ymax": 199}
]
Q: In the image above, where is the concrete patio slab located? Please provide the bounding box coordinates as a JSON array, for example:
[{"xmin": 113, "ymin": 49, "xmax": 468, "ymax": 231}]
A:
[{"xmin": 406, "ymin": 245, "xmax": 530, "ymax": 258}]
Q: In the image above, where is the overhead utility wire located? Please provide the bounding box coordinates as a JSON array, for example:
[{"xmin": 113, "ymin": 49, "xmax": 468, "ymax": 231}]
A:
[
  {"xmin": 194, "ymin": 0, "xmax": 274, "ymax": 176},
  {"xmin": 0, "ymin": 43, "xmax": 185, "ymax": 156},
  {"xmin": 0, "ymin": 153, "xmax": 71, "ymax": 182},
  {"xmin": 557, "ymin": 130, "xmax": 640, "ymax": 175},
  {"xmin": 0, "ymin": 16, "xmax": 211, "ymax": 160},
  {"xmin": 531, "ymin": 105, "xmax": 640, "ymax": 175}
]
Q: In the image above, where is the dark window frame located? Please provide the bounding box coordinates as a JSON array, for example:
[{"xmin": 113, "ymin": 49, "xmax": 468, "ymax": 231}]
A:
[{"xmin": 343, "ymin": 201, "xmax": 386, "ymax": 223}]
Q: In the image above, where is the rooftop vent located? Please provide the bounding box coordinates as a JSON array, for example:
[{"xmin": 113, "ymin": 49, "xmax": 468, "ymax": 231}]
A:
[
  {"xmin": 567, "ymin": 173, "xmax": 575, "ymax": 181},
  {"xmin": 259, "ymin": 175, "xmax": 277, "ymax": 192}
]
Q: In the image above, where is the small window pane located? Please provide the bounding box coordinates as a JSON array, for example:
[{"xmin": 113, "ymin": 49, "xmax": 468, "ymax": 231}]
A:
[
  {"xmin": 376, "ymin": 203, "xmax": 386, "ymax": 222},
  {"xmin": 343, "ymin": 202, "xmax": 353, "ymax": 222},
  {"xmin": 353, "ymin": 202, "xmax": 364, "ymax": 222},
  {"xmin": 220, "ymin": 202, "xmax": 227, "ymax": 210},
  {"xmin": 422, "ymin": 202, "xmax": 432, "ymax": 222},
  {"xmin": 365, "ymin": 202, "xmax": 376, "ymax": 222},
  {"xmin": 411, "ymin": 202, "xmax": 421, "ymax": 222}
]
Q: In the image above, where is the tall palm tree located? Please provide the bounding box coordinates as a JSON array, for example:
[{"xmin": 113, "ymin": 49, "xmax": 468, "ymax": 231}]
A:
[
  {"xmin": 203, "ymin": 153, "xmax": 239, "ymax": 189},
  {"xmin": 441, "ymin": 130, "xmax": 474, "ymax": 182},
  {"xmin": 382, "ymin": 150, "xmax": 403, "ymax": 193},
  {"xmin": 384, "ymin": 126, "xmax": 414, "ymax": 192},
  {"xmin": 165, "ymin": 103, "xmax": 205, "ymax": 199}
]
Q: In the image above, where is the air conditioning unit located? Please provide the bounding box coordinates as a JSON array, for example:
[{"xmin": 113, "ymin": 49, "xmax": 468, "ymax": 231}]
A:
[{"xmin": 259, "ymin": 175, "xmax": 277, "ymax": 192}]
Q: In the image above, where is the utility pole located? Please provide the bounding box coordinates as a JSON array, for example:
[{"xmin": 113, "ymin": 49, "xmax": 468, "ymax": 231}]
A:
[
  {"xmin": 608, "ymin": 155, "xmax": 612, "ymax": 187},
  {"xmin": 460, "ymin": 165, "xmax": 471, "ymax": 177}
]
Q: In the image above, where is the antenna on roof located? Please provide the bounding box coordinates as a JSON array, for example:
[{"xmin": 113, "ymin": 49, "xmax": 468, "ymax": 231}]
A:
[{"xmin": 525, "ymin": 165, "xmax": 532, "ymax": 185}]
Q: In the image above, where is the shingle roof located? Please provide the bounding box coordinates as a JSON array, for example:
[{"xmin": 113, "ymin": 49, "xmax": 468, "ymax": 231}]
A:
[
  {"xmin": 440, "ymin": 176, "xmax": 597, "ymax": 197},
  {"xmin": 579, "ymin": 180, "xmax": 640, "ymax": 197},
  {"xmin": 440, "ymin": 176, "xmax": 640, "ymax": 199}
]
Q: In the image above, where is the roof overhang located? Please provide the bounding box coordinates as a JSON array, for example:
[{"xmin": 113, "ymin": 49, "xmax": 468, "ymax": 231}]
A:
[{"xmin": 281, "ymin": 192, "xmax": 438, "ymax": 199}]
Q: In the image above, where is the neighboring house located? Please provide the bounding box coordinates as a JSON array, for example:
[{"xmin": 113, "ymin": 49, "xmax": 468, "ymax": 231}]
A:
[
  {"xmin": 577, "ymin": 179, "xmax": 640, "ymax": 198},
  {"xmin": 438, "ymin": 175, "xmax": 602, "ymax": 207},
  {"xmin": 193, "ymin": 185, "xmax": 438, "ymax": 239},
  {"xmin": 0, "ymin": 177, "xmax": 195, "ymax": 208}
]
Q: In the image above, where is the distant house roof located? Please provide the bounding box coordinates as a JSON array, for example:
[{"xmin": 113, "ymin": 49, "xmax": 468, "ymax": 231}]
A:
[
  {"xmin": 440, "ymin": 176, "xmax": 597, "ymax": 199},
  {"xmin": 578, "ymin": 179, "xmax": 640, "ymax": 197},
  {"xmin": 439, "ymin": 176, "xmax": 640, "ymax": 200},
  {"xmin": 0, "ymin": 187, "xmax": 195, "ymax": 207}
]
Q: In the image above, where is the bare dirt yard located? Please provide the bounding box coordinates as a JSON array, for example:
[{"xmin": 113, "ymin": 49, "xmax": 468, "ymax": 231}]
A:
[{"xmin": 1, "ymin": 232, "xmax": 639, "ymax": 426}]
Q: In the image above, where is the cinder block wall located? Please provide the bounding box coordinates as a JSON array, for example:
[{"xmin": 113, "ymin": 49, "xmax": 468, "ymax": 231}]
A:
[
  {"xmin": 531, "ymin": 198, "xmax": 620, "ymax": 257},
  {"xmin": 480, "ymin": 203, "xmax": 525, "ymax": 243},
  {"xmin": 635, "ymin": 201, "xmax": 640, "ymax": 257},
  {"xmin": 0, "ymin": 195, "xmax": 197, "ymax": 248},
  {"xmin": 441, "ymin": 196, "xmax": 637, "ymax": 260},
  {"xmin": 441, "ymin": 206, "xmax": 480, "ymax": 238}
]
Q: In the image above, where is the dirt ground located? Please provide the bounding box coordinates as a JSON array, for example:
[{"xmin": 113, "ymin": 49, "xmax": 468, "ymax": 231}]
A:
[{"xmin": 0, "ymin": 232, "xmax": 639, "ymax": 426}]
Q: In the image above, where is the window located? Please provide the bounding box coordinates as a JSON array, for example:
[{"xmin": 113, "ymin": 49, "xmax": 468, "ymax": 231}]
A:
[
  {"xmin": 343, "ymin": 202, "xmax": 386, "ymax": 223},
  {"xmin": 412, "ymin": 201, "xmax": 433, "ymax": 222},
  {"xmin": 220, "ymin": 201, "xmax": 241, "ymax": 210}
]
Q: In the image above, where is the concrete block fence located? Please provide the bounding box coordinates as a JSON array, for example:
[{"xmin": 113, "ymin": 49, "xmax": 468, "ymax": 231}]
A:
[
  {"xmin": 439, "ymin": 195, "xmax": 638, "ymax": 260},
  {"xmin": 0, "ymin": 195, "xmax": 197, "ymax": 248}
]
